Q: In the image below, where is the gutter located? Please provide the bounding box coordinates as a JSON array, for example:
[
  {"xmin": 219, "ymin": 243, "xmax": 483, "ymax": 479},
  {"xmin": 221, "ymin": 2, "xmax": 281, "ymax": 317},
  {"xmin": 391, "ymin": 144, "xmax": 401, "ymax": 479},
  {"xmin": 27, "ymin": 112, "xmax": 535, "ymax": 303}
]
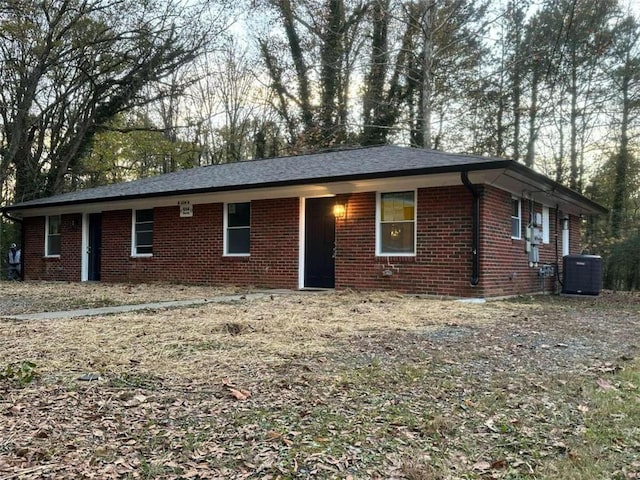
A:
[{"xmin": 461, "ymin": 171, "xmax": 480, "ymax": 286}]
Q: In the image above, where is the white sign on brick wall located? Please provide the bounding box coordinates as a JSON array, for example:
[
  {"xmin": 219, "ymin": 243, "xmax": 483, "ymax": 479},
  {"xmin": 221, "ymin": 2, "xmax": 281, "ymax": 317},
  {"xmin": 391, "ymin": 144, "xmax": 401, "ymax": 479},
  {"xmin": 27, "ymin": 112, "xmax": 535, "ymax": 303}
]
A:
[{"xmin": 179, "ymin": 200, "xmax": 193, "ymax": 217}]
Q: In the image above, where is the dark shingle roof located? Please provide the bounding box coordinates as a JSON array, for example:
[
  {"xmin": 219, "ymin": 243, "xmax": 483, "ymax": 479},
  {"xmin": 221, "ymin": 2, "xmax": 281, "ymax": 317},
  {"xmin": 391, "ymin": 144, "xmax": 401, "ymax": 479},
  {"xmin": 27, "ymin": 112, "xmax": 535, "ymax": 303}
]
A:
[
  {"xmin": 4, "ymin": 146, "xmax": 510, "ymax": 210},
  {"xmin": 2, "ymin": 145, "xmax": 606, "ymax": 214}
]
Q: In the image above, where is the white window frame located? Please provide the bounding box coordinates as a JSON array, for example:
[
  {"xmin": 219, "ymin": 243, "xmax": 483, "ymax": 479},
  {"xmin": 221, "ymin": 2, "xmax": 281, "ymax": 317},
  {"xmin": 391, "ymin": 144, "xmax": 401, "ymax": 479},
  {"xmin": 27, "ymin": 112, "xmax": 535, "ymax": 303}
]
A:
[
  {"xmin": 542, "ymin": 206, "xmax": 550, "ymax": 244},
  {"xmin": 511, "ymin": 197, "xmax": 522, "ymax": 240},
  {"xmin": 224, "ymin": 202, "xmax": 251, "ymax": 256},
  {"xmin": 45, "ymin": 214, "xmax": 61, "ymax": 257},
  {"xmin": 376, "ymin": 190, "xmax": 417, "ymax": 257},
  {"xmin": 131, "ymin": 209, "xmax": 153, "ymax": 257}
]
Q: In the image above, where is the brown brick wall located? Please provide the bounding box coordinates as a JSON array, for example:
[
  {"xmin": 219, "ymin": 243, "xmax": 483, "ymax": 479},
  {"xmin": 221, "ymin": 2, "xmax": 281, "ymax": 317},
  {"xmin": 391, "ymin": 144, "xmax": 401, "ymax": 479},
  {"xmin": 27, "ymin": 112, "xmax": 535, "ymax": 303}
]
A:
[
  {"xmin": 335, "ymin": 187, "xmax": 478, "ymax": 296},
  {"xmin": 23, "ymin": 199, "xmax": 299, "ymax": 288},
  {"xmin": 479, "ymin": 186, "xmax": 570, "ymax": 297},
  {"xmin": 20, "ymin": 186, "xmax": 582, "ymax": 297},
  {"xmin": 23, "ymin": 214, "xmax": 82, "ymax": 281}
]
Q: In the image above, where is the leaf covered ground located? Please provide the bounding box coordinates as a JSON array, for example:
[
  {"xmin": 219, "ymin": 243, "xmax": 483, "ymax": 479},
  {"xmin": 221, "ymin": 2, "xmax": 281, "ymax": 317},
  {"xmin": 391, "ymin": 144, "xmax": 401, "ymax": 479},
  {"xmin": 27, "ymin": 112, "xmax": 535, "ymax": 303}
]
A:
[{"xmin": 0, "ymin": 282, "xmax": 639, "ymax": 479}]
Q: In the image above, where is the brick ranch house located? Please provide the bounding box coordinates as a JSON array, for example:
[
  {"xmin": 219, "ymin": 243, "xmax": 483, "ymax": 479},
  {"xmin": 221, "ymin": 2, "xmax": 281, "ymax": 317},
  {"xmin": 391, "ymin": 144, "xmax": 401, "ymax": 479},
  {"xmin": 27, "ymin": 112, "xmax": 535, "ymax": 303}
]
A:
[{"xmin": 2, "ymin": 146, "xmax": 606, "ymax": 297}]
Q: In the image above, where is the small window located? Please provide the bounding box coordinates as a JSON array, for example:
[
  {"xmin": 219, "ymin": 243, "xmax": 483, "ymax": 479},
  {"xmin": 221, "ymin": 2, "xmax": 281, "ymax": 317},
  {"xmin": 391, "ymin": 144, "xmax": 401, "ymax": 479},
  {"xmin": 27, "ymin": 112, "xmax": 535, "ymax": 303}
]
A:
[
  {"xmin": 378, "ymin": 191, "xmax": 416, "ymax": 255},
  {"xmin": 45, "ymin": 215, "xmax": 61, "ymax": 256},
  {"xmin": 225, "ymin": 202, "xmax": 250, "ymax": 255},
  {"xmin": 133, "ymin": 209, "xmax": 153, "ymax": 256},
  {"xmin": 511, "ymin": 198, "xmax": 521, "ymax": 239}
]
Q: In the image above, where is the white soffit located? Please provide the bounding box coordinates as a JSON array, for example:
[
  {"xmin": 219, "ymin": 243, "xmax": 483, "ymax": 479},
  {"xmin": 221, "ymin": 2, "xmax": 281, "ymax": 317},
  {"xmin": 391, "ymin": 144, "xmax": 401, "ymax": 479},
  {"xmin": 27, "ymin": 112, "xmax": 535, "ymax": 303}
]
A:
[{"xmin": 488, "ymin": 169, "xmax": 602, "ymax": 216}]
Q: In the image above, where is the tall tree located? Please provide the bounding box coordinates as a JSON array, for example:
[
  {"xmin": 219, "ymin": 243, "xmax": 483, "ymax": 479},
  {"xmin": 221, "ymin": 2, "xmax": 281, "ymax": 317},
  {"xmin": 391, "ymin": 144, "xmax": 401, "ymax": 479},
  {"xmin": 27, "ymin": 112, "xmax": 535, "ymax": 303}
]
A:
[
  {"xmin": 257, "ymin": 0, "xmax": 367, "ymax": 150},
  {"xmin": 360, "ymin": 0, "xmax": 417, "ymax": 146},
  {"xmin": 527, "ymin": 0, "xmax": 616, "ymax": 190},
  {"xmin": 467, "ymin": 0, "xmax": 531, "ymax": 158},
  {"xmin": 0, "ymin": 0, "xmax": 224, "ymax": 202},
  {"xmin": 404, "ymin": 0, "xmax": 488, "ymax": 149},
  {"xmin": 607, "ymin": 13, "xmax": 640, "ymax": 237}
]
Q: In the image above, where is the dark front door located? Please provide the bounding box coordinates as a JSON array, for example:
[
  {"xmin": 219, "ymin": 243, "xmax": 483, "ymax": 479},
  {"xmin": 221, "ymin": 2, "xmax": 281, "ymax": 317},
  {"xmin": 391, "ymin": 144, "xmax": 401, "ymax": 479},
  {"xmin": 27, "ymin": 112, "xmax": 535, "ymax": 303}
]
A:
[
  {"xmin": 304, "ymin": 197, "xmax": 335, "ymax": 288},
  {"xmin": 88, "ymin": 213, "xmax": 102, "ymax": 281}
]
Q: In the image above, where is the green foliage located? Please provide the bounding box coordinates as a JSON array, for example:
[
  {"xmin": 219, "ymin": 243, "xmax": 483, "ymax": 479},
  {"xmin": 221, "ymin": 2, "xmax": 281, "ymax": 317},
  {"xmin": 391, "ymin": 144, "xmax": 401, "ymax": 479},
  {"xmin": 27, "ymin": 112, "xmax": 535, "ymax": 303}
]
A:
[
  {"xmin": 75, "ymin": 113, "xmax": 201, "ymax": 188},
  {"xmin": 1, "ymin": 361, "xmax": 38, "ymax": 385},
  {"xmin": 0, "ymin": 0, "xmax": 218, "ymax": 201},
  {"xmin": 602, "ymin": 232, "xmax": 640, "ymax": 290},
  {"xmin": 583, "ymin": 151, "xmax": 640, "ymax": 290}
]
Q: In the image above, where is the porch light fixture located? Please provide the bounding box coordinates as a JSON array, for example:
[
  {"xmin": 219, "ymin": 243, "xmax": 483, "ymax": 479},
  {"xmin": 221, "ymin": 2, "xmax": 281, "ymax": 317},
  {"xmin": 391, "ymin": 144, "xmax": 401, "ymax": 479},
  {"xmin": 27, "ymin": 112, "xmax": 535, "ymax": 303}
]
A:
[{"xmin": 333, "ymin": 203, "xmax": 346, "ymax": 219}]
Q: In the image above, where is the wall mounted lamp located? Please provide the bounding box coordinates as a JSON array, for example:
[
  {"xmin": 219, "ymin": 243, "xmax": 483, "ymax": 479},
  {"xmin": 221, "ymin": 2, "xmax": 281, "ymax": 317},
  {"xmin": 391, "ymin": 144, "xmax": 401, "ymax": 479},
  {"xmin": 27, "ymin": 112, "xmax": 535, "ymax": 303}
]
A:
[{"xmin": 333, "ymin": 203, "xmax": 346, "ymax": 219}]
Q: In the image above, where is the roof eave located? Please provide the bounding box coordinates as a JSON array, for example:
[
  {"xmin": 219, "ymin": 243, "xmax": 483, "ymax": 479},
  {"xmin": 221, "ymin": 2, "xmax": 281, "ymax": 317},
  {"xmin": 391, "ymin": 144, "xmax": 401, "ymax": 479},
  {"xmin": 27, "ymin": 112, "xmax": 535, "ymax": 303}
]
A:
[
  {"xmin": 505, "ymin": 163, "xmax": 608, "ymax": 215},
  {"xmin": 1, "ymin": 158, "xmax": 606, "ymax": 217},
  {"xmin": 1, "ymin": 160, "xmax": 513, "ymax": 214}
]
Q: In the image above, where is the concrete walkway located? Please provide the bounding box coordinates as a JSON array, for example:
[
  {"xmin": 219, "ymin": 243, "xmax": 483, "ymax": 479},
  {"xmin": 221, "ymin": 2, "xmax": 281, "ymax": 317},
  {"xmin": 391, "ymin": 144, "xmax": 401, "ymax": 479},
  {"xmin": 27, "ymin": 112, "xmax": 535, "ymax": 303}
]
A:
[{"xmin": 2, "ymin": 291, "xmax": 280, "ymax": 321}]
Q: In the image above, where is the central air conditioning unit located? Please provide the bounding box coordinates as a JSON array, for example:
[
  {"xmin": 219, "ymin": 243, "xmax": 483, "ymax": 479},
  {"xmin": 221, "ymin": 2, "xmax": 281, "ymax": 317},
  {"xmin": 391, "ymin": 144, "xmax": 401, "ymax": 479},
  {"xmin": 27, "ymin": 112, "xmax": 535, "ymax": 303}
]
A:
[{"xmin": 562, "ymin": 255, "xmax": 603, "ymax": 296}]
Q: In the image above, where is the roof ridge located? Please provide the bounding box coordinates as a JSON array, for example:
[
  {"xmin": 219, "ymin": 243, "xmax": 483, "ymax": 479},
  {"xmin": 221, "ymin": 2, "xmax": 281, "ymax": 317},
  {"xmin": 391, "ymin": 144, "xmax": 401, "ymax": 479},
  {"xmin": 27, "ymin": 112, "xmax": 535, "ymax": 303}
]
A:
[{"xmin": 199, "ymin": 143, "xmax": 393, "ymax": 169}]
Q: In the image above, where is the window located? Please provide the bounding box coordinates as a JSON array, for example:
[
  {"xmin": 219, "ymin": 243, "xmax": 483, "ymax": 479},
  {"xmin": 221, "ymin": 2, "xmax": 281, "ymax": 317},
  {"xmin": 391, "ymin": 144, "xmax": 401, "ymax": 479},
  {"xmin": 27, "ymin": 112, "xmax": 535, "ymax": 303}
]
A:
[
  {"xmin": 133, "ymin": 209, "xmax": 153, "ymax": 255},
  {"xmin": 45, "ymin": 215, "xmax": 61, "ymax": 256},
  {"xmin": 511, "ymin": 198, "xmax": 521, "ymax": 239},
  {"xmin": 378, "ymin": 191, "xmax": 416, "ymax": 255},
  {"xmin": 225, "ymin": 202, "xmax": 250, "ymax": 255},
  {"xmin": 542, "ymin": 206, "xmax": 550, "ymax": 244}
]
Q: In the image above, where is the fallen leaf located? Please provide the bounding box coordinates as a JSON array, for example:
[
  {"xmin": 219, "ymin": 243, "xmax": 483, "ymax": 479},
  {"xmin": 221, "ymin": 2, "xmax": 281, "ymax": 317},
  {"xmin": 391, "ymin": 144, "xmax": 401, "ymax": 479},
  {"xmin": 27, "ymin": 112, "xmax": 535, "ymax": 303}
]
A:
[
  {"xmin": 265, "ymin": 431, "xmax": 282, "ymax": 440},
  {"xmin": 596, "ymin": 378, "xmax": 616, "ymax": 390},
  {"xmin": 484, "ymin": 418, "xmax": 497, "ymax": 432},
  {"xmin": 473, "ymin": 461, "xmax": 491, "ymax": 471},
  {"xmin": 8, "ymin": 404, "xmax": 24, "ymax": 414},
  {"xmin": 228, "ymin": 387, "xmax": 251, "ymax": 401},
  {"xmin": 491, "ymin": 459, "xmax": 507, "ymax": 469}
]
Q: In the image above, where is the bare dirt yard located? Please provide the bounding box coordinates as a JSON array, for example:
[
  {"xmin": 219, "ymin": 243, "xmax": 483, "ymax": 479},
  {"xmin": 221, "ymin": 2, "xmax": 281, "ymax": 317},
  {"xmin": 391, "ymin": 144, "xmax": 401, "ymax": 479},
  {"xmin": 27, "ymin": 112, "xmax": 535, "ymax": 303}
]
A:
[{"xmin": 0, "ymin": 282, "xmax": 639, "ymax": 479}]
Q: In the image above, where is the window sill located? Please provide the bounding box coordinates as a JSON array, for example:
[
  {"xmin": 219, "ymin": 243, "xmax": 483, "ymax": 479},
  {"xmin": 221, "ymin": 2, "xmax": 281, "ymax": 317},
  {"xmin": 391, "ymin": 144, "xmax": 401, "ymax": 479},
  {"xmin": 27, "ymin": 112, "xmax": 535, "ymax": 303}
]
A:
[
  {"xmin": 222, "ymin": 255, "xmax": 250, "ymax": 262},
  {"xmin": 376, "ymin": 255, "xmax": 416, "ymax": 263},
  {"xmin": 44, "ymin": 255, "xmax": 61, "ymax": 259},
  {"xmin": 131, "ymin": 254, "xmax": 153, "ymax": 259}
]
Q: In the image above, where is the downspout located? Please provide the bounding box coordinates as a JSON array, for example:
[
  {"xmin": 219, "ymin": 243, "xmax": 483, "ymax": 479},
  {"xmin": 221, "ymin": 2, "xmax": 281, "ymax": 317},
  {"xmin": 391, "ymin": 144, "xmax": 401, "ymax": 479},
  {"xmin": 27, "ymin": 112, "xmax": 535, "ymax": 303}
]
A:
[
  {"xmin": 555, "ymin": 205, "xmax": 563, "ymax": 290},
  {"xmin": 461, "ymin": 172, "xmax": 480, "ymax": 286},
  {"xmin": 2, "ymin": 210, "xmax": 24, "ymax": 279}
]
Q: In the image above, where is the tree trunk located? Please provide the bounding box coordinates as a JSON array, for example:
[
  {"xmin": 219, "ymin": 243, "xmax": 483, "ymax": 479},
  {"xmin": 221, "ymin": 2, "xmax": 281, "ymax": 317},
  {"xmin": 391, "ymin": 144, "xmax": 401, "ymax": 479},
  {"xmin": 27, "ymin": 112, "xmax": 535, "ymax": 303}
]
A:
[
  {"xmin": 421, "ymin": 0, "xmax": 434, "ymax": 150},
  {"xmin": 611, "ymin": 67, "xmax": 631, "ymax": 238},
  {"xmin": 524, "ymin": 69, "xmax": 539, "ymax": 168},
  {"xmin": 361, "ymin": 0, "xmax": 390, "ymax": 146},
  {"xmin": 569, "ymin": 55, "xmax": 579, "ymax": 191},
  {"xmin": 277, "ymin": 0, "xmax": 314, "ymax": 132},
  {"xmin": 319, "ymin": 0, "xmax": 345, "ymax": 146}
]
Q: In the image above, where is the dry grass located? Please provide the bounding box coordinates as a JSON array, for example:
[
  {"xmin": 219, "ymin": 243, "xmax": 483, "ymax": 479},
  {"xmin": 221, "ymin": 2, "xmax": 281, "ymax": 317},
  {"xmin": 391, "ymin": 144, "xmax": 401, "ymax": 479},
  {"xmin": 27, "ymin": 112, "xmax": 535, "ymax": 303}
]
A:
[
  {"xmin": 1, "ymin": 287, "xmax": 496, "ymax": 384},
  {"xmin": 0, "ymin": 282, "xmax": 639, "ymax": 479},
  {"xmin": 0, "ymin": 281, "xmax": 238, "ymax": 315}
]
